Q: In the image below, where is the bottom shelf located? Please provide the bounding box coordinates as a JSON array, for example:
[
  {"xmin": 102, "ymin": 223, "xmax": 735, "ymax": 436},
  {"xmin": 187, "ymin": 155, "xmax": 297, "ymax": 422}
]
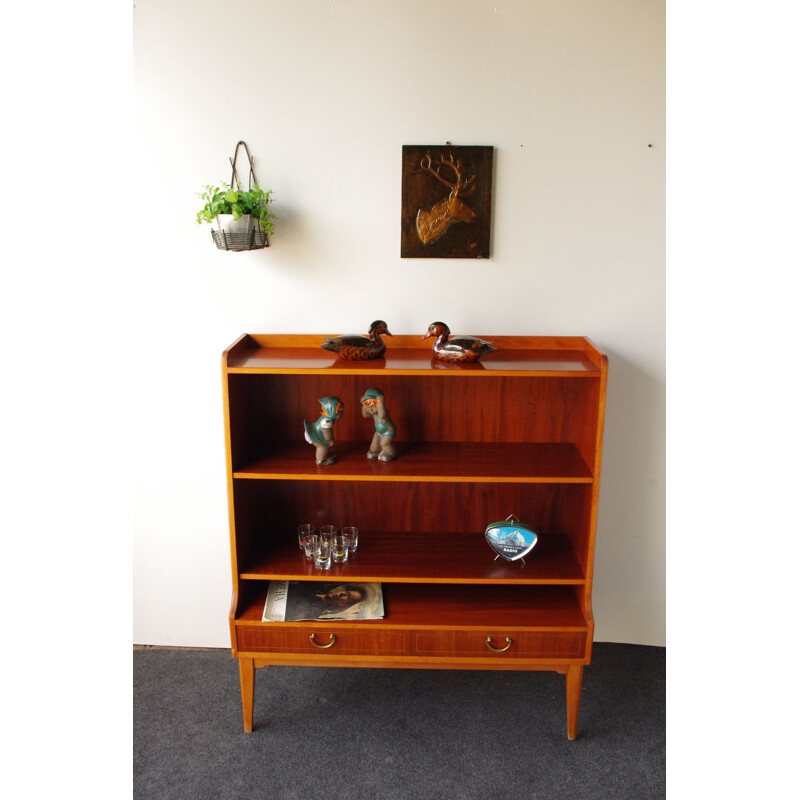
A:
[{"xmin": 236, "ymin": 582, "xmax": 588, "ymax": 629}]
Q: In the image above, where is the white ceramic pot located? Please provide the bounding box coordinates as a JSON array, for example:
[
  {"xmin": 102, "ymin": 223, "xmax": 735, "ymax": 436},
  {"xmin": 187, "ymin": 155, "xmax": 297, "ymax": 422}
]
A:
[{"xmin": 215, "ymin": 214, "xmax": 255, "ymax": 234}]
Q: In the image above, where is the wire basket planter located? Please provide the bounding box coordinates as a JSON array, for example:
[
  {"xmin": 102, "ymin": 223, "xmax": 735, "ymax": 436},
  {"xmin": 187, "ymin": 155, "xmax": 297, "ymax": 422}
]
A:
[
  {"xmin": 211, "ymin": 227, "xmax": 270, "ymax": 251},
  {"xmin": 208, "ymin": 140, "xmax": 272, "ymax": 252}
]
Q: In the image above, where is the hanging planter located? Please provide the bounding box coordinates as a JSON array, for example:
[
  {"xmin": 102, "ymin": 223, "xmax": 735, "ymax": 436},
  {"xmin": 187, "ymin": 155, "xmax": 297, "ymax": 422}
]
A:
[{"xmin": 196, "ymin": 140, "xmax": 275, "ymax": 251}]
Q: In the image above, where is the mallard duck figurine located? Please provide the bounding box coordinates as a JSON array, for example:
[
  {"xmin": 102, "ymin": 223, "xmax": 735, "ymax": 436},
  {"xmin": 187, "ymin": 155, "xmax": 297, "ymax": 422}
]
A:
[
  {"xmin": 421, "ymin": 321, "xmax": 497, "ymax": 362},
  {"xmin": 320, "ymin": 320, "xmax": 392, "ymax": 360},
  {"xmin": 303, "ymin": 396, "xmax": 344, "ymax": 465}
]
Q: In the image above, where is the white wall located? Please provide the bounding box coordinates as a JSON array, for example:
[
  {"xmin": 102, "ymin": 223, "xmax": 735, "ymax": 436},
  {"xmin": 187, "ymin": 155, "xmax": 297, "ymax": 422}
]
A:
[{"xmin": 132, "ymin": 0, "xmax": 664, "ymax": 647}]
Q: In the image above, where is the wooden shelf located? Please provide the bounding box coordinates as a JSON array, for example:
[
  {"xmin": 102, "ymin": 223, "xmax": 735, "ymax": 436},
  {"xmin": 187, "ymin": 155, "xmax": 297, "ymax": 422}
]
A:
[
  {"xmin": 226, "ymin": 334, "xmax": 603, "ymax": 376},
  {"xmin": 233, "ymin": 441, "xmax": 593, "ymax": 483},
  {"xmin": 229, "ymin": 349, "xmax": 600, "ymax": 376},
  {"xmin": 240, "ymin": 531, "xmax": 586, "ymax": 585},
  {"xmin": 236, "ymin": 583, "xmax": 589, "ymax": 630}
]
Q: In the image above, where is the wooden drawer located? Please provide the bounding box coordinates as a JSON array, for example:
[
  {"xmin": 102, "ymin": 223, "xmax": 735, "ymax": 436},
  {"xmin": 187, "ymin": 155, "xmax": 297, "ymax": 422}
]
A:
[
  {"xmin": 412, "ymin": 630, "xmax": 587, "ymax": 659},
  {"xmin": 238, "ymin": 625, "xmax": 410, "ymax": 656}
]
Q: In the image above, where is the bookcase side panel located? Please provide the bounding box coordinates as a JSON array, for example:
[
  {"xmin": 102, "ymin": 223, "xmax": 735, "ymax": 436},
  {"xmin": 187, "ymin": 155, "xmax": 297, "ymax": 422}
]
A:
[
  {"xmin": 227, "ymin": 374, "xmax": 270, "ymax": 471},
  {"xmin": 569, "ymin": 378, "xmax": 602, "ymax": 472}
]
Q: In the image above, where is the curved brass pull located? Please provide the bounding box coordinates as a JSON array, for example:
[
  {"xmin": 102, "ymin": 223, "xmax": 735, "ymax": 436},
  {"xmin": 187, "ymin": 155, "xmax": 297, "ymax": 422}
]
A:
[
  {"xmin": 486, "ymin": 636, "xmax": 513, "ymax": 653},
  {"xmin": 310, "ymin": 633, "xmax": 337, "ymax": 649}
]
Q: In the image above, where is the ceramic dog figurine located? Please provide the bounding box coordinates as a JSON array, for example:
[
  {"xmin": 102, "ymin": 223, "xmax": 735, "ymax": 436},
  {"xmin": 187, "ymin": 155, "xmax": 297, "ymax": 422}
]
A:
[
  {"xmin": 303, "ymin": 396, "xmax": 344, "ymax": 465},
  {"xmin": 360, "ymin": 387, "xmax": 397, "ymax": 461}
]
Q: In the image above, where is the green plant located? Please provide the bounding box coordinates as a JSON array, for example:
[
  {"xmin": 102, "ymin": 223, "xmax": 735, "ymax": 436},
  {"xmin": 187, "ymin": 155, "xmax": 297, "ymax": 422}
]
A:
[{"xmin": 196, "ymin": 183, "xmax": 275, "ymax": 235}]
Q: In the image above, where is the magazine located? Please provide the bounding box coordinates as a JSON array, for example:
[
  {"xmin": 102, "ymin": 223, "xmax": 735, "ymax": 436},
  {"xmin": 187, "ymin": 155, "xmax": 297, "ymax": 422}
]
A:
[{"xmin": 262, "ymin": 581, "xmax": 385, "ymax": 622}]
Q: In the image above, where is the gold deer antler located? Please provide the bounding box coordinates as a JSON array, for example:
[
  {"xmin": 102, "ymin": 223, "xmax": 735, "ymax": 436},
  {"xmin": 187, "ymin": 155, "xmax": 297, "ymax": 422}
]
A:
[{"xmin": 414, "ymin": 153, "xmax": 476, "ymax": 196}]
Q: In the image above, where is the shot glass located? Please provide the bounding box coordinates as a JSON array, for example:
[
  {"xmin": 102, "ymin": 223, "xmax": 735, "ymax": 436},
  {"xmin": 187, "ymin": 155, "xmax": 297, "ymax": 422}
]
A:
[
  {"xmin": 319, "ymin": 525, "xmax": 337, "ymax": 543},
  {"xmin": 314, "ymin": 538, "xmax": 332, "ymax": 570},
  {"xmin": 342, "ymin": 526, "xmax": 359, "ymax": 554},
  {"xmin": 331, "ymin": 533, "xmax": 349, "ymax": 564},
  {"xmin": 302, "ymin": 533, "xmax": 319, "ymax": 562},
  {"xmin": 297, "ymin": 523, "xmax": 315, "ymax": 549}
]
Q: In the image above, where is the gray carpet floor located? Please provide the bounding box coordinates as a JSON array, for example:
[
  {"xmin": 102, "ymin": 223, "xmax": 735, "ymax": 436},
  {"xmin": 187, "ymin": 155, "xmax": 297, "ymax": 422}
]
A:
[{"xmin": 134, "ymin": 643, "xmax": 664, "ymax": 800}]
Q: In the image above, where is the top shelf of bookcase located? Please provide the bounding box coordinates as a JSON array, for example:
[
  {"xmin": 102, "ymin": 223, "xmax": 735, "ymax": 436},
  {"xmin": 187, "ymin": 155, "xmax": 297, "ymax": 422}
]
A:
[{"xmin": 223, "ymin": 334, "xmax": 605, "ymax": 376}]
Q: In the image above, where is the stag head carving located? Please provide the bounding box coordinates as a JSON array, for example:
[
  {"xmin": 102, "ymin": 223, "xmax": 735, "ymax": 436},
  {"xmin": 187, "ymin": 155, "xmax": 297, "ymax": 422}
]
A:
[{"xmin": 413, "ymin": 153, "xmax": 477, "ymax": 245}]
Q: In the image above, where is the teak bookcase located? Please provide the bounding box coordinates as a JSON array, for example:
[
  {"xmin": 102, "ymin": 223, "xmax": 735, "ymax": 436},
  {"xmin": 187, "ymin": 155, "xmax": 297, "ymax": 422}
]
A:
[{"xmin": 222, "ymin": 334, "xmax": 607, "ymax": 739}]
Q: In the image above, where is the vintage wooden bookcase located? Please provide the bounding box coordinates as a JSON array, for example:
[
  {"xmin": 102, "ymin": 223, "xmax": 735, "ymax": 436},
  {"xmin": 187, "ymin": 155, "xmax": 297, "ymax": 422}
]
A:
[{"xmin": 222, "ymin": 333, "xmax": 607, "ymax": 739}]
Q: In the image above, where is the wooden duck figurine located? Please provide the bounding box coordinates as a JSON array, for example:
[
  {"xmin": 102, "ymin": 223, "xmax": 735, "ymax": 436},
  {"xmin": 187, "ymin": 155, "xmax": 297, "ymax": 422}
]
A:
[
  {"xmin": 303, "ymin": 396, "xmax": 344, "ymax": 465},
  {"xmin": 421, "ymin": 321, "xmax": 497, "ymax": 363},
  {"xmin": 320, "ymin": 320, "xmax": 392, "ymax": 360}
]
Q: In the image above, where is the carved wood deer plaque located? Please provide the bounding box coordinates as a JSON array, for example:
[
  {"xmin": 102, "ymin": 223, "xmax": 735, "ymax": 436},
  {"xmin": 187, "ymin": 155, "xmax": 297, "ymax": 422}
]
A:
[{"xmin": 401, "ymin": 145, "xmax": 493, "ymax": 259}]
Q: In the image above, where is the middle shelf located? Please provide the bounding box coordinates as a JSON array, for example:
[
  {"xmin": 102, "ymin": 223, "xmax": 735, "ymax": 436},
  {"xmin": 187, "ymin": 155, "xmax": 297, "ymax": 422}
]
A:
[
  {"xmin": 239, "ymin": 530, "xmax": 586, "ymax": 585},
  {"xmin": 233, "ymin": 441, "xmax": 594, "ymax": 483}
]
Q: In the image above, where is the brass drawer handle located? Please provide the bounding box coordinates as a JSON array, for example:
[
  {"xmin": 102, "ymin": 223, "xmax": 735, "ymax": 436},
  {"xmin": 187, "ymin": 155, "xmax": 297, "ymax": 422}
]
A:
[
  {"xmin": 310, "ymin": 633, "xmax": 337, "ymax": 649},
  {"xmin": 486, "ymin": 636, "xmax": 513, "ymax": 653}
]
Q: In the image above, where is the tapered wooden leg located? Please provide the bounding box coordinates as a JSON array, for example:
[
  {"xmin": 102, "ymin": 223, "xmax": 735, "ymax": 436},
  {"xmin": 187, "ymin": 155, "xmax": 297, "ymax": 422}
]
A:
[
  {"xmin": 238, "ymin": 657, "xmax": 255, "ymax": 733},
  {"xmin": 566, "ymin": 665, "xmax": 584, "ymax": 740}
]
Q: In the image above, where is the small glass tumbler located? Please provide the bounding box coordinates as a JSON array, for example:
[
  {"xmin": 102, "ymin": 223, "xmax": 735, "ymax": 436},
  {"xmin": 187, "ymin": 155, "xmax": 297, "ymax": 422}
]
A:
[
  {"xmin": 302, "ymin": 533, "xmax": 318, "ymax": 562},
  {"xmin": 331, "ymin": 534, "xmax": 349, "ymax": 564},
  {"xmin": 314, "ymin": 539, "xmax": 332, "ymax": 570},
  {"xmin": 298, "ymin": 523, "xmax": 315, "ymax": 549},
  {"xmin": 319, "ymin": 525, "xmax": 337, "ymax": 543},
  {"xmin": 342, "ymin": 526, "xmax": 359, "ymax": 553}
]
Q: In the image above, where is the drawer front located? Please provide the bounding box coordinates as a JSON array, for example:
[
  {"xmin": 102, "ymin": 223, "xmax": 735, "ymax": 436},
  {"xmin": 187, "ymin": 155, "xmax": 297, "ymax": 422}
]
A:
[
  {"xmin": 238, "ymin": 626, "xmax": 409, "ymax": 656},
  {"xmin": 413, "ymin": 630, "xmax": 586, "ymax": 659}
]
